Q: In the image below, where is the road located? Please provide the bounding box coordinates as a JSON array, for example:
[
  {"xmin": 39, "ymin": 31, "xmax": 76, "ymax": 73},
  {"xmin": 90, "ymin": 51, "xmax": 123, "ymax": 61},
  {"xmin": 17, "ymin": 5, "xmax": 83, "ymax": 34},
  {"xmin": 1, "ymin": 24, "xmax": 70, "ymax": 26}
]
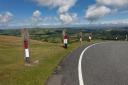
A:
[{"xmin": 46, "ymin": 41, "xmax": 128, "ymax": 85}]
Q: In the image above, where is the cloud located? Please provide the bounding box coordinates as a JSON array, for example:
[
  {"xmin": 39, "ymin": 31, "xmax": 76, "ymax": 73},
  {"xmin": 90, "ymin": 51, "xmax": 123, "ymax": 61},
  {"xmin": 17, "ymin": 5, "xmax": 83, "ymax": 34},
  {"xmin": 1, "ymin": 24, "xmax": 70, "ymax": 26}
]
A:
[
  {"xmin": 97, "ymin": 0, "xmax": 128, "ymax": 7},
  {"xmin": 0, "ymin": 12, "xmax": 13, "ymax": 24},
  {"xmin": 31, "ymin": 10, "xmax": 43, "ymax": 25},
  {"xmin": 85, "ymin": 0, "xmax": 128, "ymax": 22},
  {"xmin": 59, "ymin": 13, "xmax": 77, "ymax": 24},
  {"xmin": 25, "ymin": 10, "xmax": 59, "ymax": 27},
  {"xmin": 34, "ymin": 0, "xmax": 77, "ymax": 13},
  {"xmin": 33, "ymin": 0, "xmax": 77, "ymax": 24},
  {"xmin": 85, "ymin": 5, "xmax": 111, "ymax": 22},
  {"xmin": 33, "ymin": 10, "xmax": 41, "ymax": 17}
]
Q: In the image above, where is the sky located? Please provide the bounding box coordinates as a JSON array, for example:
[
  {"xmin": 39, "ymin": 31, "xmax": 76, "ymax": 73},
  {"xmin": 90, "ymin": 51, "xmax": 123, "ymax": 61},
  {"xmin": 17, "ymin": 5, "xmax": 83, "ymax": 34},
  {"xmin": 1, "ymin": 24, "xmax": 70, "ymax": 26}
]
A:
[{"xmin": 0, "ymin": 0, "xmax": 128, "ymax": 28}]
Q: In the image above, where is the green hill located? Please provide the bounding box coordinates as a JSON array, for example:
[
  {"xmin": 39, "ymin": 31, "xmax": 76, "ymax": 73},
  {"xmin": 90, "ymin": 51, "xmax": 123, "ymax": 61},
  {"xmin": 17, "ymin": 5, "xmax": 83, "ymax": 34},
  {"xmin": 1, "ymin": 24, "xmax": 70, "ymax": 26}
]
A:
[{"xmin": 0, "ymin": 35, "xmax": 82, "ymax": 85}]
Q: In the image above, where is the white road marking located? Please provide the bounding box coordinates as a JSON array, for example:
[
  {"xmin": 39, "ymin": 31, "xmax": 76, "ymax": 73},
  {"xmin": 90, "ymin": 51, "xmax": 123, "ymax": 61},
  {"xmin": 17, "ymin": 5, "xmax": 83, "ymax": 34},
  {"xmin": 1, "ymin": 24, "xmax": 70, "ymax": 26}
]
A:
[{"xmin": 78, "ymin": 43, "xmax": 100, "ymax": 85}]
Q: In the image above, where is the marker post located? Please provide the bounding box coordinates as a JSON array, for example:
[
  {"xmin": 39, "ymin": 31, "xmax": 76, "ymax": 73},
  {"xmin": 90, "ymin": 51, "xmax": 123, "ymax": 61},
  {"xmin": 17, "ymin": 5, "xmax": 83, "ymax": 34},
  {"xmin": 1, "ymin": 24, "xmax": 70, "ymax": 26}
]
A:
[
  {"xmin": 125, "ymin": 35, "xmax": 128, "ymax": 41},
  {"xmin": 89, "ymin": 36, "xmax": 92, "ymax": 42},
  {"xmin": 80, "ymin": 32, "xmax": 82, "ymax": 44},
  {"xmin": 62, "ymin": 29, "xmax": 68, "ymax": 48},
  {"xmin": 88, "ymin": 33, "xmax": 92, "ymax": 42},
  {"xmin": 21, "ymin": 28, "xmax": 30, "ymax": 64},
  {"xmin": 64, "ymin": 35, "xmax": 68, "ymax": 48}
]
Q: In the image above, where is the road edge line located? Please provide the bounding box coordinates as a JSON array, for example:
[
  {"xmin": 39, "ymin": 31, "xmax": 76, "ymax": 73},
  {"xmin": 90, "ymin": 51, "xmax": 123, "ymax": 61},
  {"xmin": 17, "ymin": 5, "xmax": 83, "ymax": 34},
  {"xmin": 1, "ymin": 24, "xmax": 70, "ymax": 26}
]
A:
[{"xmin": 78, "ymin": 43, "xmax": 101, "ymax": 85}]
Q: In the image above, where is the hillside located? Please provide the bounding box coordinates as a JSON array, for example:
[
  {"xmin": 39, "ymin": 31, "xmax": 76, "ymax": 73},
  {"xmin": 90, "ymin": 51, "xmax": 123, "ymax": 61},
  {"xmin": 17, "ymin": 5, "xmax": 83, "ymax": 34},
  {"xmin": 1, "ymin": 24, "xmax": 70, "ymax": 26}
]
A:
[
  {"xmin": 0, "ymin": 28, "xmax": 128, "ymax": 42},
  {"xmin": 0, "ymin": 35, "xmax": 82, "ymax": 85}
]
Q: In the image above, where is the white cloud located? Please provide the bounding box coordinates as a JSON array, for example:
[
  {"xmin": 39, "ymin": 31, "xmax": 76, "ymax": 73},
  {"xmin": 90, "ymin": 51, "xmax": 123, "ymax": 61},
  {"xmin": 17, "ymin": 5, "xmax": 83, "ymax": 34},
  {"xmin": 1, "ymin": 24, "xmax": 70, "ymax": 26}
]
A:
[
  {"xmin": 97, "ymin": 0, "xmax": 128, "ymax": 7},
  {"xmin": 31, "ymin": 10, "xmax": 42, "ymax": 25},
  {"xmin": 34, "ymin": 0, "xmax": 76, "ymax": 13},
  {"xmin": 85, "ymin": 5, "xmax": 111, "ymax": 21},
  {"xmin": 85, "ymin": 0, "xmax": 128, "ymax": 22},
  {"xmin": 0, "ymin": 12, "xmax": 13, "ymax": 24},
  {"xmin": 59, "ymin": 13, "xmax": 77, "ymax": 24},
  {"xmin": 58, "ymin": 0, "xmax": 76, "ymax": 13},
  {"xmin": 33, "ymin": 10, "xmax": 41, "ymax": 17},
  {"xmin": 33, "ymin": 0, "xmax": 77, "ymax": 24}
]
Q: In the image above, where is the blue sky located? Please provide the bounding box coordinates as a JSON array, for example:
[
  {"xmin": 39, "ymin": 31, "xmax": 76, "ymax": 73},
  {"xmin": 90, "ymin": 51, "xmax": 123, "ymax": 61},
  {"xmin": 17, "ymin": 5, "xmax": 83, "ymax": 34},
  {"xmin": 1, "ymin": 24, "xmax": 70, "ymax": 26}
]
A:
[
  {"xmin": 0, "ymin": 0, "xmax": 94, "ymax": 17},
  {"xmin": 0, "ymin": 0, "xmax": 128, "ymax": 28}
]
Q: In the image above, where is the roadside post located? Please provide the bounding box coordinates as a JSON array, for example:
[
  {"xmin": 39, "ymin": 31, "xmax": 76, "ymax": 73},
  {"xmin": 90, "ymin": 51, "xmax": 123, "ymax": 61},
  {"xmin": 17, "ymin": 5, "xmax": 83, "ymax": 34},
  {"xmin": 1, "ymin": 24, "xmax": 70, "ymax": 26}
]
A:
[
  {"xmin": 64, "ymin": 34, "xmax": 68, "ymax": 49},
  {"xmin": 125, "ymin": 35, "xmax": 128, "ymax": 41},
  {"xmin": 62, "ymin": 29, "xmax": 68, "ymax": 48},
  {"xmin": 21, "ymin": 28, "xmax": 30, "ymax": 64},
  {"xmin": 80, "ymin": 32, "xmax": 83, "ymax": 44},
  {"xmin": 88, "ymin": 33, "xmax": 92, "ymax": 42}
]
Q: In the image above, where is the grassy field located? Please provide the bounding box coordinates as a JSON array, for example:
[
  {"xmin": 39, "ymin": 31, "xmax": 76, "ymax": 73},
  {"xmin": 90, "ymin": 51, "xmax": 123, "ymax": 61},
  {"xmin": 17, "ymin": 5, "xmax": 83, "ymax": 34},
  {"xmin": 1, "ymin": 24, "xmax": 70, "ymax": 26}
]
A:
[{"xmin": 0, "ymin": 35, "xmax": 102, "ymax": 85}]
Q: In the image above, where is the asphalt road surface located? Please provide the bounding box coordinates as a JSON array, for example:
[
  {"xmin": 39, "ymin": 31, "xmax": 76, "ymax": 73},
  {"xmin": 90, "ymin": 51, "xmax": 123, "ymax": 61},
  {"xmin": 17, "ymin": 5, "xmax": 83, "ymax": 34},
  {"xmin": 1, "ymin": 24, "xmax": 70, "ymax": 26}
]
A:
[{"xmin": 46, "ymin": 41, "xmax": 128, "ymax": 85}]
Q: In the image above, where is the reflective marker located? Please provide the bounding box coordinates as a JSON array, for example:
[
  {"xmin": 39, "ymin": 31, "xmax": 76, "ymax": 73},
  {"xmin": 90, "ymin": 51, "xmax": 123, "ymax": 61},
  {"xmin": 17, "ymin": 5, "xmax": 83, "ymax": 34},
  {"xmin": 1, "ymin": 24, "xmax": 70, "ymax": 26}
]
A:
[
  {"xmin": 24, "ymin": 40, "xmax": 29, "ymax": 58},
  {"xmin": 64, "ymin": 39, "xmax": 68, "ymax": 44},
  {"xmin": 25, "ymin": 49, "xmax": 29, "ymax": 57},
  {"xmin": 64, "ymin": 35, "xmax": 68, "ymax": 48}
]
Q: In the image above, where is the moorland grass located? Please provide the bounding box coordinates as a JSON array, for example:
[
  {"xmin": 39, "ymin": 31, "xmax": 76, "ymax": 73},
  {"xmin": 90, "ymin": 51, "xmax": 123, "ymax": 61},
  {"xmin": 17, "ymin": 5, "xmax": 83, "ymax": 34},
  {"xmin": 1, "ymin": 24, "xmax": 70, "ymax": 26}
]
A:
[{"xmin": 0, "ymin": 35, "xmax": 102, "ymax": 85}]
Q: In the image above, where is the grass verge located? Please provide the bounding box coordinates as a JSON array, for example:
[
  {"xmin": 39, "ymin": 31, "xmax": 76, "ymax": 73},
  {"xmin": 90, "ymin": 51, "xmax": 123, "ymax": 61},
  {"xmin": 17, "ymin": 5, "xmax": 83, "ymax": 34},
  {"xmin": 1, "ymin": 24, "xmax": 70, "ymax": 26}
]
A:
[{"xmin": 0, "ymin": 35, "xmax": 102, "ymax": 85}]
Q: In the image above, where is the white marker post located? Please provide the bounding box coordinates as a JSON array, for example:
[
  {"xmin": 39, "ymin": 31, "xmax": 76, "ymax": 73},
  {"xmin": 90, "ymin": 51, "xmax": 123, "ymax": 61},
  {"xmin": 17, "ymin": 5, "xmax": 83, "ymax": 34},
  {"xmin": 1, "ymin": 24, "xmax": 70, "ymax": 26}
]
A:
[
  {"xmin": 64, "ymin": 35, "xmax": 68, "ymax": 49},
  {"xmin": 88, "ymin": 33, "xmax": 92, "ymax": 42},
  {"xmin": 22, "ymin": 28, "xmax": 30, "ymax": 64},
  {"xmin": 125, "ymin": 35, "xmax": 128, "ymax": 41},
  {"xmin": 89, "ymin": 36, "xmax": 92, "ymax": 42},
  {"xmin": 80, "ymin": 32, "xmax": 83, "ymax": 44}
]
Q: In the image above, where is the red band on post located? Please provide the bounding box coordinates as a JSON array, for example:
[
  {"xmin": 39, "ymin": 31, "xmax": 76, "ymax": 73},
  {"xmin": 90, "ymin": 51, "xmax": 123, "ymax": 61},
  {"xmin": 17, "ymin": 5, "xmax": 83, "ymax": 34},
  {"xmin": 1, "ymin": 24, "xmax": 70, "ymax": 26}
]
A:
[
  {"xmin": 24, "ymin": 40, "xmax": 28, "ymax": 49},
  {"xmin": 64, "ymin": 35, "xmax": 68, "ymax": 39}
]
